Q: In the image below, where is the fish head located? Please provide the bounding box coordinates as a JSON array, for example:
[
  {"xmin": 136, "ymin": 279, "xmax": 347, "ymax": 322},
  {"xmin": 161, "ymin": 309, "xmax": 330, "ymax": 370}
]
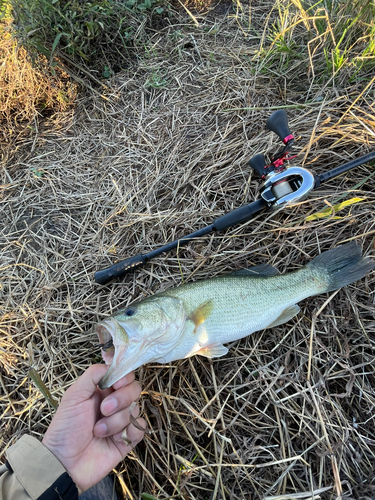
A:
[{"xmin": 96, "ymin": 295, "xmax": 186, "ymax": 389}]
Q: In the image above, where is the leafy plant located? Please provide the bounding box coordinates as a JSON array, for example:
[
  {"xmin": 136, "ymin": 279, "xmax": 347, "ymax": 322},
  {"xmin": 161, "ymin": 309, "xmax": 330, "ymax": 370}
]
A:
[
  {"xmin": 145, "ymin": 70, "xmax": 168, "ymax": 89},
  {"xmin": 8, "ymin": 0, "xmax": 166, "ymax": 77}
]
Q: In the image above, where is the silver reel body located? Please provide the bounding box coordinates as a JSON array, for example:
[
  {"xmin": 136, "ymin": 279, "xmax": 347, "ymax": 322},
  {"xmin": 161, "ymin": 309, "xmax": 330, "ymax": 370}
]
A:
[{"xmin": 260, "ymin": 166, "xmax": 315, "ymax": 209}]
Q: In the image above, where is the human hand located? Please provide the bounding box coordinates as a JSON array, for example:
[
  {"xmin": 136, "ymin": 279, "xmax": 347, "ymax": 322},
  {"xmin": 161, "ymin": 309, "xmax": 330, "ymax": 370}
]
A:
[{"xmin": 42, "ymin": 364, "xmax": 146, "ymax": 493}]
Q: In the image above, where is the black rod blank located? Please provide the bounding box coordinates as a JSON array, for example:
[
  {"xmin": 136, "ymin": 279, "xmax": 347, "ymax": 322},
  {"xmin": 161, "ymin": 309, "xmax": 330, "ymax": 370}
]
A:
[
  {"xmin": 95, "ymin": 200, "xmax": 268, "ymax": 285},
  {"xmin": 316, "ymin": 151, "xmax": 375, "ymax": 186},
  {"xmin": 95, "ymin": 152, "xmax": 375, "ymax": 285}
]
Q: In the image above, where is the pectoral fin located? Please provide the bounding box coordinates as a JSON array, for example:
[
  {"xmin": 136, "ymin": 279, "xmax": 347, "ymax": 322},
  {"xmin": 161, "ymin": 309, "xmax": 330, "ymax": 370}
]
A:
[
  {"xmin": 195, "ymin": 343, "xmax": 228, "ymax": 358},
  {"xmin": 267, "ymin": 305, "xmax": 300, "ymax": 328},
  {"xmin": 188, "ymin": 300, "xmax": 214, "ymax": 333}
]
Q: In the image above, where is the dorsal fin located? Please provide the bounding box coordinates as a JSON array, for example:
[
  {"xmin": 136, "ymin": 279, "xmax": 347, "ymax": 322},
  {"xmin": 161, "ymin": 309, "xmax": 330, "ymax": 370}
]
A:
[{"xmin": 229, "ymin": 263, "xmax": 279, "ymax": 278}]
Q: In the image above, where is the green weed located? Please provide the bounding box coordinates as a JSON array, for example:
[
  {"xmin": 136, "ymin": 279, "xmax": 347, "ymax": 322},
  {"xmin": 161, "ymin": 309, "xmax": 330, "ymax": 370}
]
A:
[
  {"xmin": 145, "ymin": 70, "xmax": 168, "ymax": 89},
  {"xmin": 254, "ymin": 0, "xmax": 375, "ymax": 85},
  {"xmin": 7, "ymin": 0, "xmax": 166, "ymax": 77}
]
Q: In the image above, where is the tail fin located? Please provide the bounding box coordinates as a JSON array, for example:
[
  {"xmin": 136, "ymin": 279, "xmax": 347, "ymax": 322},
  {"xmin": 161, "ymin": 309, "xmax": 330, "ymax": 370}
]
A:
[{"xmin": 307, "ymin": 241, "xmax": 374, "ymax": 293}]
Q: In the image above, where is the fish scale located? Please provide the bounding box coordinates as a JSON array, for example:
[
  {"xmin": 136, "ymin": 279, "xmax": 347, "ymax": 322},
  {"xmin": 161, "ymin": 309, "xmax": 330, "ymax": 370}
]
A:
[
  {"xmin": 161, "ymin": 270, "xmax": 324, "ymax": 362},
  {"xmin": 96, "ymin": 242, "xmax": 374, "ymax": 389}
]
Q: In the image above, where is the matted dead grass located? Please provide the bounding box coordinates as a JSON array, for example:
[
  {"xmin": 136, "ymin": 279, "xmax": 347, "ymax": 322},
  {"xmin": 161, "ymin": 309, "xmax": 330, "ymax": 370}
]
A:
[{"xmin": 1, "ymin": 4, "xmax": 375, "ymax": 500}]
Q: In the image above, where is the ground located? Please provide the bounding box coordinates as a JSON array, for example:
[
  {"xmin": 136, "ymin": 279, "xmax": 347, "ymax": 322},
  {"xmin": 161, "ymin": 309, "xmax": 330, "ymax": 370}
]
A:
[{"xmin": 1, "ymin": 1, "xmax": 375, "ymax": 499}]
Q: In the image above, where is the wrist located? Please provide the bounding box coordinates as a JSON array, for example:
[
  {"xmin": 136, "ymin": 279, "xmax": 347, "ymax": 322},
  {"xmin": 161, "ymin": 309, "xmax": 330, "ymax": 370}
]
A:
[{"xmin": 42, "ymin": 436, "xmax": 84, "ymax": 494}]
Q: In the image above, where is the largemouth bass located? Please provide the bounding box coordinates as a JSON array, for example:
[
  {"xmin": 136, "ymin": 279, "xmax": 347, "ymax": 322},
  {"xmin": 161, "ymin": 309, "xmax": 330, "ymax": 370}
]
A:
[{"xmin": 96, "ymin": 242, "xmax": 374, "ymax": 389}]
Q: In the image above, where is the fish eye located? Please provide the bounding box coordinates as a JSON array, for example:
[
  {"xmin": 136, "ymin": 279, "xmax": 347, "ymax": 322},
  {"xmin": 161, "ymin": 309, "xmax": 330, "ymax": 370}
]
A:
[{"xmin": 125, "ymin": 308, "xmax": 135, "ymax": 317}]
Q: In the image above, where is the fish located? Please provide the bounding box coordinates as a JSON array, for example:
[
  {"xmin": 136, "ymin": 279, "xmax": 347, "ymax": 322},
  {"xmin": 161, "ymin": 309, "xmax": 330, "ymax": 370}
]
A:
[{"xmin": 96, "ymin": 241, "xmax": 374, "ymax": 389}]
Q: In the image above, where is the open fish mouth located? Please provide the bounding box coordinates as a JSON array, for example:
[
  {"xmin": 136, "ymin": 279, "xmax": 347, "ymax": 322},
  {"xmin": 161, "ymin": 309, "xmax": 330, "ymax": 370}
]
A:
[
  {"xmin": 96, "ymin": 321, "xmax": 117, "ymax": 365},
  {"xmin": 95, "ymin": 319, "xmax": 131, "ymax": 388}
]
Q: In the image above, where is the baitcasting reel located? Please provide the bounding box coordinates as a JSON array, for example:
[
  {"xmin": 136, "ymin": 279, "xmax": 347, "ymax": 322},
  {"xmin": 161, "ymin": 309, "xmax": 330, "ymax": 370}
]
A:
[
  {"xmin": 249, "ymin": 110, "xmax": 315, "ymax": 209},
  {"xmin": 94, "ymin": 109, "xmax": 375, "ymax": 285}
]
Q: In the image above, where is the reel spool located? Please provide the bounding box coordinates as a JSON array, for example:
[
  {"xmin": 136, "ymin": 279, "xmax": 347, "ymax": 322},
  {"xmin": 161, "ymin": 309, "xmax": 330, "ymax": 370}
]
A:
[{"xmin": 260, "ymin": 167, "xmax": 315, "ymax": 208}]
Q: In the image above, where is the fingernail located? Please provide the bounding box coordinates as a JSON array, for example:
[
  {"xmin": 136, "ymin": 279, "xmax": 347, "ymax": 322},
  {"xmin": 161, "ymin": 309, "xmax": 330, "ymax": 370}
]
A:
[
  {"xmin": 95, "ymin": 422, "xmax": 107, "ymax": 436},
  {"xmin": 121, "ymin": 427, "xmax": 132, "ymax": 446},
  {"xmin": 128, "ymin": 402, "xmax": 137, "ymax": 414},
  {"xmin": 102, "ymin": 397, "xmax": 117, "ymax": 414}
]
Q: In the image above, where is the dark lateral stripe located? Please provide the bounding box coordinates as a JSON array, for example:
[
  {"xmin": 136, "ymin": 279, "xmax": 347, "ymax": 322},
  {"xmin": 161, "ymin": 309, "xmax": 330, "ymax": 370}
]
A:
[{"xmin": 37, "ymin": 472, "xmax": 78, "ymax": 500}]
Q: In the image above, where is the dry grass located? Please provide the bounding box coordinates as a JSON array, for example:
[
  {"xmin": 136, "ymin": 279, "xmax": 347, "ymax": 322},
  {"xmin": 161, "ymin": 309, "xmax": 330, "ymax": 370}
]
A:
[
  {"xmin": 0, "ymin": 15, "xmax": 77, "ymax": 165},
  {"xmin": 1, "ymin": 2, "xmax": 375, "ymax": 500}
]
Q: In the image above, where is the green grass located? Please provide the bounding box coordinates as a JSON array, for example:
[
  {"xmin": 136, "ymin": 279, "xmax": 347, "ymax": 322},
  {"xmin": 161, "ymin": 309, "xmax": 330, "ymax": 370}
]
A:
[
  {"xmin": 146, "ymin": 70, "xmax": 169, "ymax": 89},
  {"xmin": 254, "ymin": 0, "xmax": 375, "ymax": 85}
]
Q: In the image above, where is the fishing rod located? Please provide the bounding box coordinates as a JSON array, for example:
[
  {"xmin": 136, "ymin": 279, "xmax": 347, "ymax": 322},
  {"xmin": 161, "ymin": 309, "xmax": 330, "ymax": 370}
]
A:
[{"xmin": 95, "ymin": 110, "xmax": 375, "ymax": 285}]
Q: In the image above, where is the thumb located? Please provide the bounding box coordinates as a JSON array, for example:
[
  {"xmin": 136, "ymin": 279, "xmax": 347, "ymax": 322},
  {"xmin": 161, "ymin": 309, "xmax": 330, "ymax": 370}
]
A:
[{"xmin": 65, "ymin": 364, "xmax": 109, "ymax": 403}]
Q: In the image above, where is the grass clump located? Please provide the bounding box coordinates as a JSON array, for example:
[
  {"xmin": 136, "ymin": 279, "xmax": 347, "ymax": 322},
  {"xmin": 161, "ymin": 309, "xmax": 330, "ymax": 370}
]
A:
[
  {"xmin": 306, "ymin": 0, "xmax": 375, "ymax": 80},
  {"xmin": 255, "ymin": 0, "xmax": 375, "ymax": 86},
  {"xmin": 8, "ymin": 0, "xmax": 166, "ymax": 77},
  {"xmin": 0, "ymin": 10, "xmax": 77, "ymax": 149}
]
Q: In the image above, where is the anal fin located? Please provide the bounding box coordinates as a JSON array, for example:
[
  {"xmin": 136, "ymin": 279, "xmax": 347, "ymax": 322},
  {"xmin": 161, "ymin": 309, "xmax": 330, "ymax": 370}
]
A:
[
  {"xmin": 195, "ymin": 343, "xmax": 228, "ymax": 358},
  {"xmin": 267, "ymin": 305, "xmax": 300, "ymax": 328}
]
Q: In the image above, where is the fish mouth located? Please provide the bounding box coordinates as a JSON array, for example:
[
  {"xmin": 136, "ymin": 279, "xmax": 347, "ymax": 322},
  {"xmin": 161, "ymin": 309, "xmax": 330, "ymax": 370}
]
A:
[
  {"xmin": 96, "ymin": 322, "xmax": 116, "ymax": 364},
  {"xmin": 95, "ymin": 319, "xmax": 149, "ymax": 389},
  {"xmin": 95, "ymin": 319, "xmax": 131, "ymax": 389}
]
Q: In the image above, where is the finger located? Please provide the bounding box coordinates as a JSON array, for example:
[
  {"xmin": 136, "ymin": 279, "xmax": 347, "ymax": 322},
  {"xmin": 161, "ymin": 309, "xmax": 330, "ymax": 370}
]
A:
[
  {"xmin": 112, "ymin": 371, "xmax": 135, "ymax": 391},
  {"xmin": 112, "ymin": 418, "xmax": 147, "ymax": 454},
  {"xmin": 64, "ymin": 365, "xmax": 108, "ymax": 403},
  {"xmin": 97, "ymin": 372, "xmax": 136, "ymax": 402},
  {"xmin": 100, "ymin": 381, "xmax": 141, "ymax": 416},
  {"xmin": 94, "ymin": 403, "xmax": 140, "ymax": 438}
]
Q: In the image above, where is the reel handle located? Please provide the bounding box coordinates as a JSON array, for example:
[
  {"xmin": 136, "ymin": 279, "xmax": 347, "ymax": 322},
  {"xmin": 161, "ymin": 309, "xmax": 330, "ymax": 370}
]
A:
[
  {"xmin": 249, "ymin": 153, "xmax": 266, "ymax": 177},
  {"xmin": 266, "ymin": 110, "xmax": 293, "ymax": 143}
]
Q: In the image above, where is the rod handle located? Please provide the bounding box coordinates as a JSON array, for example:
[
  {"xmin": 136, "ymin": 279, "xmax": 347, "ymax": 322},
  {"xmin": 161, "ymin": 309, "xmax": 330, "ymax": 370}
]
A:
[
  {"xmin": 95, "ymin": 254, "xmax": 146, "ymax": 285},
  {"xmin": 213, "ymin": 198, "xmax": 268, "ymax": 232},
  {"xmin": 266, "ymin": 110, "xmax": 292, "ymax": 143}
]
